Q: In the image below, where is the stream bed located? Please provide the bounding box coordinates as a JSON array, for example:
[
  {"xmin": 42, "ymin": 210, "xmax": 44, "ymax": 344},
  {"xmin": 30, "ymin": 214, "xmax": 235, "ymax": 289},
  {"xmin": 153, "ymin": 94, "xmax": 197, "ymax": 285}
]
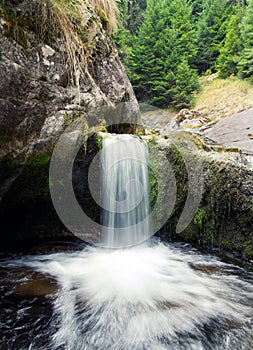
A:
[{"xmin": 0, "ymin": 239, "xmax": 252, "ymax": 350}]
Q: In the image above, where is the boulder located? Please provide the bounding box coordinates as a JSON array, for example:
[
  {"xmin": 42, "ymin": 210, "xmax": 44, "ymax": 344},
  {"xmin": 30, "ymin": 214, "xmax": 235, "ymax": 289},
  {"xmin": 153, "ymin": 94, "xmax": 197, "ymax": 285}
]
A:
[{"xmin": 0, "ymin": 0, "xmax": 138, "ymax": 249}]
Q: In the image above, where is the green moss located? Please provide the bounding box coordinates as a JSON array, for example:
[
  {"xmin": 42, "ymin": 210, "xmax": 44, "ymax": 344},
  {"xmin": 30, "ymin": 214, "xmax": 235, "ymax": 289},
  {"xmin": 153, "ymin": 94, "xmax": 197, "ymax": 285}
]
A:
[
  {"xmin": 94, "ymin": 125, "xmax": 109, "ymax": 147},
  {"xmin": 152, "ymin": 138, "xmax": 252, "ymax": 258},
  {"xmin": 194, "ymin": 207, "xmax": 209, "ymax": 231},
  {"xmin": 13, "ymin": 153, "xmax": 51, "ymax": 202},
  {"xmin": 191, "ymin": 136, "xmax": 206, "ymax": 150},
  {"xmin": 191, "ymin": 135, "xmax": 241, "ymax": 153},
  {"xmin": 97, "ymin": 134, "xmax": 103, "ymax": 151},
  {"xmin": 211, "ymin": 145, "xmax": 226, "ymax": 152},
  {"xmin": 29, "ymin": 153, "xmax": 51, "ymax": 167},
  {"xmin": 226, "ymin": 147, "xmax": 240, "ymax": 153},
  {"xmin": 0, "ymin": 3, "xmax": 12, "ymax": 18},
  {"xmin": 96, "ymin": 8, "xmax": 109, "ymax": 31},
  {"xmin": 179, "ymin": 223, "xmax": 198, "ymax": 242},
  {"xmin": 148, "ymin": 167, "xmax": 158, "ymax": 209},
  {"xmin": 0, "ymin": 150, "xmax": 66, "ymax": 248},
  {"xmin": 0, "ymin": 3, "xmax": 31, "ymax": 48},
  {"xmin": 243, "ymin": 241, "xmax": 253, "ymax": 259}
]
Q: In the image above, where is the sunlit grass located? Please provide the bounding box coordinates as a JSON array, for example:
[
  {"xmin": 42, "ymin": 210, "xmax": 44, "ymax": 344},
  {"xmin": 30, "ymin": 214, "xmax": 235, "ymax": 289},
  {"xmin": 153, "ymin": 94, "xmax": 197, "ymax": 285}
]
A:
[{"xmin": 195, "ymin": 77, "xmax": 253, "ymax": 120}]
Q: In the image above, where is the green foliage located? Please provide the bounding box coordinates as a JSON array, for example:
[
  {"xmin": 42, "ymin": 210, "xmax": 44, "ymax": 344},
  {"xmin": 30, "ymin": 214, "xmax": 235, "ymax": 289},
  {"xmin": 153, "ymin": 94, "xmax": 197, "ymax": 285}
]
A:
[
  {"xmin": 240, "ymin": 0, "xmax": 253, "ymax": 47},
  {"xmin": 113, "ymin": 27, "xmax": 134, "ymax": 69},
  {"xmin": 114, "ymin": 0, "xmax": 252, "ymax": 108},
  {"xmin": 217, "ymin": 12, "xmax": 243, "ymax": 78},
  {"xmin": 190, "ymin": 0, "xmax": 204, "ymax": 17},
  {"xmin": 148, "ymin": 167, "xmax": 158, "ymax": 209},
  {"xmin": 243, "ymin": 241, "xmax": 253, "ymax": 259},
  {"xmin": 128, "ymin": 0, "xmax": 199, "ymax": 109},
  {"xmin": 169, "ymin": 61, "xmax": 200, "ymax": 109},
  {"xmin": 118, "ymin": 0, "xmax": 147, "ymax": 34},
  {"xmin": 194, "ymin": 0, "xmax": 230, "ymax": 73},
  {"xmin": 238, "ymin": 0, "xmax": 253, "ymax": 81},
  {"xmin": 238, "ymin": 48, "xmax": 253, "ymax": 81}
]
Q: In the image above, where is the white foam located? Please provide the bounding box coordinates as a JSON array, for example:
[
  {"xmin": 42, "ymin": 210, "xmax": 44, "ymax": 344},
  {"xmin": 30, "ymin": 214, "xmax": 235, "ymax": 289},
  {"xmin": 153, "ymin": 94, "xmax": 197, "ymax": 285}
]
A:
[{"xmin": 30, "ymin": 242, "xmax": 253, "ymax": 350}]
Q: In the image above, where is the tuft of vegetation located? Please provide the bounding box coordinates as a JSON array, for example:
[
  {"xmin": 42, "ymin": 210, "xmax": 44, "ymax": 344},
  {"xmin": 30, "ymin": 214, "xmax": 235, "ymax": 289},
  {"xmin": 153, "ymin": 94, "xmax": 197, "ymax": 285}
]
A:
[{"xmin": 89, "ymin": 0, "xmax": 119, "ymax": 33}]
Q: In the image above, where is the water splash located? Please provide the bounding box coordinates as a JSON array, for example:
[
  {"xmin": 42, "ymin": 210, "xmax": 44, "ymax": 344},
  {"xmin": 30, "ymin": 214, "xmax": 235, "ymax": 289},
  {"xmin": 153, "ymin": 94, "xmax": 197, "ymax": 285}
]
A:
[
  {"xmin": 2, "ymin": 134, "xmax": 251, "ymax": 349},
  {"xmin": 24, "ymin": 242, "xmax": 253, "ymax": 350}
]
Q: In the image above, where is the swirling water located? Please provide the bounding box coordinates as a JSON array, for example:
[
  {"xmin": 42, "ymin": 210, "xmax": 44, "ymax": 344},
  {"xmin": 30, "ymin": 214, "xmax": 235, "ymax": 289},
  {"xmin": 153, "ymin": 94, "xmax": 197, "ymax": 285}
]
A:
[{"xmin": 0, "ymin": 241, "xmax": 252, "ymax": 349}]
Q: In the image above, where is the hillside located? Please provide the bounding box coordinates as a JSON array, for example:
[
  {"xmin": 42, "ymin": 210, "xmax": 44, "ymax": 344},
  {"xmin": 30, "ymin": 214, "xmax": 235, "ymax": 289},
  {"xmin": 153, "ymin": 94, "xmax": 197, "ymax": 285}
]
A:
[
  {"xmin": 116, "ymin": 0, "xmax": 253, "ymax": 111},
  {"xmin": 195, "ymin": 76, "xmax": 253, "ymax": 121}
]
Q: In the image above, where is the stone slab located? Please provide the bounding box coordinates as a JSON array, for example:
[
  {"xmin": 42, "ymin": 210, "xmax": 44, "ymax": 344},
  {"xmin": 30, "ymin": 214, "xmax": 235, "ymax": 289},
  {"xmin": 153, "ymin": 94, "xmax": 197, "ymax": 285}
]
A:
[{"xmin": 203, "ymin": 109, "xmax": 253, "ymax": 153}]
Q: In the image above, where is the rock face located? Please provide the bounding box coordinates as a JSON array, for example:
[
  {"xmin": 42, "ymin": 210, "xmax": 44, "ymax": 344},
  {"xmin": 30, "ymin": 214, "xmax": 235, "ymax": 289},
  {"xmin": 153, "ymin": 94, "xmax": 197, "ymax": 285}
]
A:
[
  {"xmin": 147, "ymin": 134, "xmax": 253, "ymax": 260},
  {"xmin": 143, "ymin": 109, "xmax": 253, "ymax": 260},
  {"xmin": 0, "ymin": 0, "xmax": 136, "ymax": 159},
  {"xmin": 203, "ymin": 108, "xmax": 253, "ymax": 153},
  {"xmin": 0, "ymin": 0, "xmax": 137, "ymax": 249}
]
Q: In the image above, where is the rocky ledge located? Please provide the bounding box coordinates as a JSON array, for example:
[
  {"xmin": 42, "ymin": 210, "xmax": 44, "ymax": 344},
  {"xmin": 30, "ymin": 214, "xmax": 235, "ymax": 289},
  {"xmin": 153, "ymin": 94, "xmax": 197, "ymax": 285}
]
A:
[{"xmin": 143, "ymin": 107, "xmax": 253, "ymax": 260}]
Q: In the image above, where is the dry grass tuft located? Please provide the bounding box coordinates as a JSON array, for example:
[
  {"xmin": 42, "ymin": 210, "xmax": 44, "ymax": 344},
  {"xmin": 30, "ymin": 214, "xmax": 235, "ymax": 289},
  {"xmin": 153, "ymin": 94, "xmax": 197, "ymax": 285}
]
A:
[
  {"xmin": 50, "ymin": 0, "xmax": 94, "ymax": 86},
  {"xmin": 7, "ymin": 0, "xmax": 119, "ymax": 103},
  {"xmin": 89, "ymin": 0, "xmax": 119, "ymax": 33},
  {"xmin": 195, "ymin": 77, "xmax": 253, "ymax": 120},
  {"xmin": 47, "ymin": 0, "xmax": 119, "ymax": 96}
]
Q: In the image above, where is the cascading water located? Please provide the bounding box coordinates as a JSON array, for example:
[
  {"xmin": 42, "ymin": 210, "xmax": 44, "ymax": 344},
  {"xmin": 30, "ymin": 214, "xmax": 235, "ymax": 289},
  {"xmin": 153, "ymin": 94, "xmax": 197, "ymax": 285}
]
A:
[
  {"xmin": 0, "ymin": 134, "xmax": 252, "ymax": 350},
  {"xmin": 101, "ymin": 133, "xmax": 151, "ymax": 248}
]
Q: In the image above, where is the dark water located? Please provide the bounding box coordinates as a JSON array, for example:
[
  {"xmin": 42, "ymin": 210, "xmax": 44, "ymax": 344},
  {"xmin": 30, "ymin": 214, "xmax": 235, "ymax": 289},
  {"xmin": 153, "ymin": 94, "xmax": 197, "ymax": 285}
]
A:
[{"xmin": 0, "ymin": 240, "xmax": 252, "ymax": 350}]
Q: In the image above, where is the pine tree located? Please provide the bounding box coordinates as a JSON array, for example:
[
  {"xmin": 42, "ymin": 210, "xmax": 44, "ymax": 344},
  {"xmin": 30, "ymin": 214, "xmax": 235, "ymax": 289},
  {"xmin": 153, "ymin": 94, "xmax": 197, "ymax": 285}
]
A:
[
  {"xmin": 114, "ymin": 1, "xmax": 147, "ymax": 69},
  {"xmin": 129, "ymin": 0, "xmax": 199, "ymax": 109},
  {"xmin": 170, "ymin": 60, "xmax": 200, "ymax": 109},
  {"xmin": 116, "ymin": 1, "xmax": 147, "ymax": 34},
  {"xmin": 194, "ymin": 0, "xmax": 229, "ymax": 73},
  {"xmin": 217, "ymin": 11, "xmax": 243, "ymax": 78},
  {"xmin": 190, "ymin": 0, "xmax": 204, "ymax": 17},
  {"xmin": 238, "ymin": 0, "xmax": 253, "ymax": 81}
]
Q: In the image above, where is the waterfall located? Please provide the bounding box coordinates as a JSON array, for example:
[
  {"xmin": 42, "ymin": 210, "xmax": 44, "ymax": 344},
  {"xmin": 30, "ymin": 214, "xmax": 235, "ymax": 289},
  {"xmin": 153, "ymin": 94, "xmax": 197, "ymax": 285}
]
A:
[
  {"xmin": 1, "ymin": 134, "xmax": 252, "ymax": 350},
  {"xmin": 100, "ymin": 133, "xmax": 151, "ymax": 248}
]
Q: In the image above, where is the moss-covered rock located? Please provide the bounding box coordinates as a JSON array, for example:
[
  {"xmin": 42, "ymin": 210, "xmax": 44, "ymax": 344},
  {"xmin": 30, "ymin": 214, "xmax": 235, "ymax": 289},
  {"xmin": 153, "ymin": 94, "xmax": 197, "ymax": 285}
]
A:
[
  {"xmin": 0, "ymin": 130, "xmax": 103, "ymax": 250},
  {"xmin": 190, "ymin": 155, "xmax": 253, "ymax": 259},
  {"xmin": 152, "ymin": 135, "xmax": 253, "ymax": 260},
  {"xmin": 0, "ymin": 0, "xmax": 137, "ymax": 250}
]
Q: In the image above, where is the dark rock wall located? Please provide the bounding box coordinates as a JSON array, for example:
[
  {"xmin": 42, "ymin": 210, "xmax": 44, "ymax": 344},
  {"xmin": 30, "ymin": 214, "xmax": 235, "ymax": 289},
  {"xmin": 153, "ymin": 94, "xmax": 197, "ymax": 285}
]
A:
[{"xmin": 0, "ymin": 0, "xmax": 137, "ymax": 249}]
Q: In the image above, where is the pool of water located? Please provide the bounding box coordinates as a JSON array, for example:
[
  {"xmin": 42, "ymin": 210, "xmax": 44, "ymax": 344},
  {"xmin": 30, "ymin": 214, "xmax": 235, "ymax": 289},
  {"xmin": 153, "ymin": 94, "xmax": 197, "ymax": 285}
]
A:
[{"xmin": 0, "ymin": 240, "xmax": 252, "ymax": 349}]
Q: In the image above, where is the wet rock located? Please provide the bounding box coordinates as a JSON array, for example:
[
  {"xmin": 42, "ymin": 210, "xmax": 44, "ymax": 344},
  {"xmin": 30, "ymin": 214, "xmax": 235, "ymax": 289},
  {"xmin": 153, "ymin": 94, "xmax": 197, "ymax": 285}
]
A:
[
  {"xmin": 175, "ymin": 109, "xmax": 203, "ymax": 124},
  {"xmin": 0, "ymin": 0, "xmax": 138, "ymax": 249},
  {"xmin": 189, "ymin": 262, "xmax": 225, "ymax": 274},
  {"xmin": 148, "ymin": 133, "xmax": 253, "ymax": 259},
  {"xmin": 13, "ymin": 273, "xmax": 59, "ymax": 298},
  {"xmin": 144, "ymin": 105, "xmax": 252, "ymax": 260},
  {"xmin": 172, "ymin": 109, "xmax": 209, "ymax": 129},
  {"xmin": 40, "ymin": 113, "xmax": 65, "ymax": 138},
  {"xmin": 140, "ymin": 104, "xmax": 174, "ymax": 131}
]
